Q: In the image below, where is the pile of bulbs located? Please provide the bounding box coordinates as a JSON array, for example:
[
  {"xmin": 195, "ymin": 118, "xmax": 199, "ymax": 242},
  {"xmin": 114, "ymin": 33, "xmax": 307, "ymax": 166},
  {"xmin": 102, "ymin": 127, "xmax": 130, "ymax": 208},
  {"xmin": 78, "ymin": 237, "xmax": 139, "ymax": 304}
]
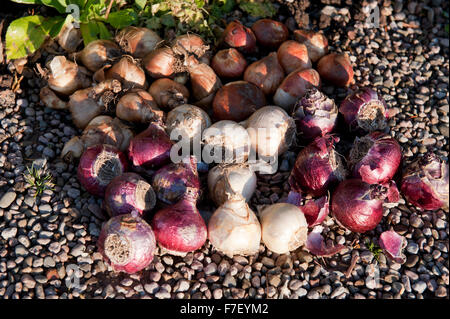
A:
[{"xmin": 40, "ymin": 19, "xmax": 449, "ymax": 274}]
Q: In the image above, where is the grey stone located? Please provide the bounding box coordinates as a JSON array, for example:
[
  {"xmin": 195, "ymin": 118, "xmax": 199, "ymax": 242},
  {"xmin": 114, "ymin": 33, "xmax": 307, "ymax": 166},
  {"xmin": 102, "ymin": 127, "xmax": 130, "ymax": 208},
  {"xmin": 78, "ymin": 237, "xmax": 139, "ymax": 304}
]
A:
[
  {"xmin": 0, "ymin": 192, "xmax": 16, "ymax": 208},
  {"xmin": 1, "ymin": 227, "xmax": 17, "ymax": 240}
]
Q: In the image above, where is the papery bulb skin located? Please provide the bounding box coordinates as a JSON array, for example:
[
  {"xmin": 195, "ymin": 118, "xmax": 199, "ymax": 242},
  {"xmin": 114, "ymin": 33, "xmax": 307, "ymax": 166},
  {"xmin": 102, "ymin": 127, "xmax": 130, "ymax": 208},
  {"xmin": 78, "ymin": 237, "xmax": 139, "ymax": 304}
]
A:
[
  {"xmin": 251, "ymin": 19, "xmax": 289, "ymax": 48},
  {"xmin": 48, "ymin": 56, "xmax": 91, "ymax": 96},
  {"xmin": 152, "ymin": 156, "xmax": 201, "ymax": 205},
  {"xmin": 172, "ymin": 34, "xmax": 211, "ymax": 64},
  {"xmin": 187, "ymin": 57, "xmax": 222, "ymax": 109},
  {"xmin": 97, "ymin": 214, "xmax": 156, "ymax": 274},
  {"xmin": 208, "ymin": 197, "xmax": 261, "ymax": 257},
  {"xmin": 104, "ymin": 172, "xmax": 156, "ymax": 217},
  {"xmin": 202, "ymin": 121, "xmax": 251, "ymax": 164},
  {"xmin": 78, "ymin": 40, "xmax": 122, "ymax": 72},
  {"xmin": 244, "ymin": 52, "xmax": 285, "ymax": 96},
  {"xmin": 213, "ymin": 81, "xmax": 266, "ymax": 122},
  {"xmin": 152, "ymin": 198, "xmax": 207, "ymax": 255},
  {"xmin": 211, "ymin": 48, "xmax": 247, "ymax": 79},
  {"xmin": 207, "ymin": 164, "xmax": 256, "ymax": 206},
  {"xmin": 349, "ymin": 131, "xmax": 402, "ymax": 184},
  {"xmin": 289, "ymin": 135, "xmax": 346, "ymax": 197},
  {"xmin": 401, "ymin": 152, "xmax": 449, "ymax": 211},
  {"xmin": 292, "ymin": 88, "xmax": 338, "ymax": 140},
  {"xmin": 127, "ymin": 123, "xmax": 174, "ymax": 169},
  {"xmin": 105, "ymin": 56, "xmax": 147, "ymax": 90},
  {"xmin": 77, "ymin": 144, "xmax": 128, "ymax": 197},
  {"xmin": 274, "ymin": 68, "xmax": 321, "ymax": 112},
  {"xmin": 245, "ymin": 106, "xmax": 296, "ymax": 158},
  {"xmin": 116, "ymin": 90, "xmax": 163, "ymax": 124},
  {"xmin": 332, "ymin": 179, "xmax": 388, "ymax": 233},
  {"xmin": 340, "ymin": 87, "xmax": 389, "ymax": 133},
  {"xmin": 277, "ymin": 40, "xmax": 312, "ymax": 74},
  {"xmin": 222, "ymin": 21, "xmax": 257, "ymax": 54},
  {"xmin": 116, "ymin": 26, "xmax": 162, "ymax": 58},
  {"xmin": 293, "ymin": 29, "xmax": 329, "ymax": 62},
  {"xmin": 143, "ymin": 47, "xmax": 178, "ymax": 79},
  {"xmin": 317, "ymin": 53, "xmax": 354, "ymax": 87},
  {"xmin": 260, "ymin": 203, "xmax": 308, "ymax": 254},
  {"xmin": 165, "ymin": 104, "xmax": 211, "ymax": 145},
  {"xmin": 148, "ymin": 78, "xmax": 189, "ymax": 110}
]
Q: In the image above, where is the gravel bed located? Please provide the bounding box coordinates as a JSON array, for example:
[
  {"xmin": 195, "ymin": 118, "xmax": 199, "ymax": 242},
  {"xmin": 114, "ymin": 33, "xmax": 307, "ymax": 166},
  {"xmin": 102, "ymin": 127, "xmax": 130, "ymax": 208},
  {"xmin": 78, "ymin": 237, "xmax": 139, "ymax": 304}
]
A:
[{"xmin": 0, "ymin": 0, "xmax": 448, "ymax": 299}]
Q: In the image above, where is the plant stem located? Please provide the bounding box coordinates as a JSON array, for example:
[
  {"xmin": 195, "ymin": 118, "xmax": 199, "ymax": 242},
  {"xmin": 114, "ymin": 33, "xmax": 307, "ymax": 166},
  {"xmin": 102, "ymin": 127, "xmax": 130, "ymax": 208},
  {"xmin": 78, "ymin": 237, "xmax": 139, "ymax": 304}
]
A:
[{"xmin": 105, "ymin": 0, "xmax": 115, "ymax": 20}]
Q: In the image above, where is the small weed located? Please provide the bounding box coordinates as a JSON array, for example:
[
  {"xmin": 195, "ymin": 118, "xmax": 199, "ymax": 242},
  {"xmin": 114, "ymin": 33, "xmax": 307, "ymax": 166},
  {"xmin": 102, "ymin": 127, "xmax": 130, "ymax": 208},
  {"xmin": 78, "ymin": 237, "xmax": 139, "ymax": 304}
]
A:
[
  {"xmin": 365, "ymin": 238, "xmax": 383, "ymax": 262},
  {"xmin": 24, "ymin": 164, "xmax": 55, "ymax": 197}
]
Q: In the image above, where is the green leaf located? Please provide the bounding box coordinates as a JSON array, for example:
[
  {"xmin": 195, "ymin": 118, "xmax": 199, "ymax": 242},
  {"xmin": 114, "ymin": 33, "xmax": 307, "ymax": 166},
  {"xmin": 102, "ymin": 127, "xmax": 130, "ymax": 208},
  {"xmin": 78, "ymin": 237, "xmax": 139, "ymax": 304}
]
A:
[
  {"xmin": 5, "ymin": 15, "xmax": 65, "ymax": 60},
  {"xmin": 239, "ymin": 0, "xmax": 276, "ymax": 18},
  {"xmin": 160, "ymin": 14, "xmax": 176, "ymax": 27},
  {"xmin": 134, "ymin": 0, "xmax": 146, "ymax": 11},
  {"xmin": 10, "ymin": 0, "xmax": 68, "ymax": 13},
  {"xmin": 80, "ymin": 20, "xmax": 111, "ymax": 45},
  {"xmin": 445, "ymin": 24, "xmax": 449, "ymax": 34},
  {"xmin": 146, "ymin": 16, "xmax": 161, "ymax": 30},
  {"xmin": 106, "ymin": 8, "xmax": 138, "ymax": 29}
]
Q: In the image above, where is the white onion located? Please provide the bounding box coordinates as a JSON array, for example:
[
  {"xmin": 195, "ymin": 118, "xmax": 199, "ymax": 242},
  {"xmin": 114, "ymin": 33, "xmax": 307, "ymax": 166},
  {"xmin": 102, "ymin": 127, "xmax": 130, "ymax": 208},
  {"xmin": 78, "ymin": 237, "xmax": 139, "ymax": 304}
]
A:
[
  {"xmin": 259, "ymin": 203, "xmax": 308, "ymax": 254},
  {"xmin": 202, "ymin": 120, "xmax": 250, "ymax": 163},
  {"xmin": 245, "ymin": 106, "xmax": 296, "ymax": 158},
  {"xmin": 166, "ymin": 104, "xmax": 211, "ymax": 146},
  {"xmin": 208, "ymin": 164, "xmax": 257, "ymax": 206},
  {"xmin": 208, "ymin": 196, "xmax": 261, "ymax": 257}
]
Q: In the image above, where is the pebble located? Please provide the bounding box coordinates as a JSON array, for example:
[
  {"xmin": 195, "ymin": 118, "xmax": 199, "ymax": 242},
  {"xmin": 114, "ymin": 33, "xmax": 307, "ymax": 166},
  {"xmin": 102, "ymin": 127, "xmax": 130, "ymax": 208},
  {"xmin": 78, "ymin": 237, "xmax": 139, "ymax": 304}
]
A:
[
  {"xmin": 1, "ymin": 227, "xmax": 17, "ymax": 240},
  {"xmin": 412, "ymin": 281, "xmax": 427, "ymax": 294},
  {"xmin": 0, "ymin": 192, "xmax": 16, "ymax": 208}
]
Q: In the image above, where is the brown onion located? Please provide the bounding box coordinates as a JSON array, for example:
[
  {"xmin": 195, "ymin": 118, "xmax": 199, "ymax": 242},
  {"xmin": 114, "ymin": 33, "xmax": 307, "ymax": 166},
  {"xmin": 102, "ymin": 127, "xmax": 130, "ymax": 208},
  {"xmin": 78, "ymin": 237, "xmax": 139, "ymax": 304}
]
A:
[
  {"xmin": 187, "ymin": 57, "xmax": 222, "ymax": 109},
  {"xmin": 105, "ymin": 56, "xmax": 147, "ymax": 90},
  {"xmin": 243, "ymin": 52, "xmax": 285, "ymax": 96},
  {"xmin": 222, "ymin": 21, "xmax": 257, "ymax": 54},
  {"xmin": 57, "ymin": 20, "xmax": 82, "ymax": 53},
  {"xmin": 148, "ymin": 78, "xmax": 189, "ymax": 110},
  {"xmin": 68, "ymin": 88, "xmax": 104, "ymax": 129},
  {"xmin": 172, "ymin": 34, "xmax": 210, "ymax": 64},
  {"xmin": 47, "ymin": 56, "xmax": 91, "ymax": 96},
  {"xmin": 39, "ymin": 86, "xmax": 68, "ymax": 110},
  {"xmin": 61, "ymin": 116, "xmax": 133, "ymax": 161},
  {"xmin": 274, "ymin": 68, "xmax": 321, "ymax": 112},
  {"xmin": 211, "ymin": 48, "xmax": 247, "ymax": 79},
  {"xmin": 116, "ymin": 26, "xmax": 162, "ymax": 58},
  {"xmin": 293, "ymin": 30, "xmax": 329, "ymax": 62},
  {"xmin": 212, "ymin": 81, "xmax": 266, "ymax": 122},
  {"xmin": 116, "ymin": 90, "xmax": 163, "ymax": 124},
  {"xmin": 317, "ymin": 53, "xmax": 354, "ymax": 87},
  {"xmin": 251, "ymin": 19, "xmax": 289, "ymax": 48},
  {"xmin": 143, "ymin": 47, "xmax": 179, "ymax": 79},
  {"xmin": 277, "ymin": 40, "xmax": 312, "ymax": 74},
  {"xmin": 77, "ymin": 40, "xmax": 121, "ymax": 72}
]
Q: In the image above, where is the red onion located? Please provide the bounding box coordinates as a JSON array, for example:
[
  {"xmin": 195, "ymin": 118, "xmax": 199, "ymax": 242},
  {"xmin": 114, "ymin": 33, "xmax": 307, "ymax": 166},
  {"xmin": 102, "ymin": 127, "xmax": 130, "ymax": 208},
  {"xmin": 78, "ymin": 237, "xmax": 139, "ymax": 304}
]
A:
[
  {"xmin": 285, "ymin": 191, "xmax": 329, "ymax": 227},
  {"xmin": 104, "ymin": 172, "xmax": 156, "ymax": 217},
  {"xmin": 222, "ymin": 21, "xmax": 257, "ymax": 54},
  {"xmin": 277, "ymin": 40, "xmax": 312, "ymax": 74},
  {"xmin": 243, "ymin": 52, "xmax": 285, "ymax": 96},
  {"xmin": 77, "ymin": 144, "xmax": 128, "ymax": 197},
  {"xmin": 213, "ymin": 81, "xmax": 266, "ymax": 122},
  {"xmin": 292, "ymin": 88, "xmax": 338, "ymax": 140},
  {"xmin": 251, "ymin": 19, "xmax": 289, "ymax": 48},
  {"xmin": 378, "ymin": 230, "xmax": 407, "ymax": 264},
  {"xmin": 152, "ymin": 196, "xmax": 207, "ymax": 255},
  {"xmin": 97, "ymin": 214, "xmax": 156, "ymax": 274},
  {"xmin": 289, "ymin": 135, "xmax": 346, "ymax": 197},
  {"xmin": 274, "ymin": 68, "xmax": 321, "ymax": 112},
  {"xmin": 340, "ymin": 87, "xmax": 389, "ymax": 133},
  {"xmin": 152, "ymin": 156, "xmax": 201, "ymax": 205},
  {"xmin": 317, "ymin": 53, "xmax": 354, "ymax": 87},
  {"xmin": 349, "ymin": 131, "xmax": 402, "ymax": 184},
  {"xmin": 331, "ymin": 179, "xmax": 389, "ymax": 233},
  {"xmin": 293, "ymin": 30, "xmax": 328, "ymax": 62},
  {"xmin": 401, "ymin": 152, "xmax": 449, "ymax": 211},
  {"xmin": 211, "ymin": 48, "xmax": 247, "ymax": 79},
  {"xmin": 127, "ymin": 123, "xmax": 174, "ymax": 169}
]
